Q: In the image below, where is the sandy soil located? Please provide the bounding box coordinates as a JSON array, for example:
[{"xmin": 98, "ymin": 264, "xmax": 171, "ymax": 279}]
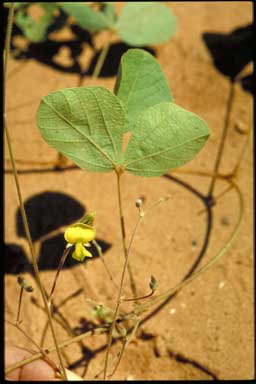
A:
[{"xmin": 4, "ymin": 2, "xmax": 254, "ymax": 380}]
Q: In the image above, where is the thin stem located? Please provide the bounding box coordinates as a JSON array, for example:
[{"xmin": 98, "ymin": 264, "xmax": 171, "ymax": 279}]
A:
[
  {"xmin": 109, "ymin": 318, "xmax": 140, "ymax": 379},
  {"xmin": 207, "ymin": 81, "xmax": 235, "ymax": 197},
  {"xmin": 6, "ymin": 320, "xmax": 60, "ymax": 375},
  {"xmin": 49, "ymin": 247, "xmax": 72, "ymax": 304},
  {"xmin": 197, "ymin": 184, "xmax": 234, "ymax": 215},
  {"xmin": 122, "ymin": 290, "xmax": 154, "ymax": 302},
  {"xmin": 116, "ymin": 171, "xmax": 138, "ymax": 297},
  {"xmin": 16, "ymin": 287, "xmax": 24, "ymax": 324},
  {"xmin": 92, "ymin": 33, "xmax": 112, "ymax": 78},
  {"xmin": 5, "ymin": 178, "xmax": 243, "ymax": 375},
  {"xmin": 93, "ymin": 240, "xmax": 119, "ymax": 290},
  {"xmin": 4, "ymin": 4, "xmax": 67, "ymax": 380},
  {"xmin": 5, "ymin": 325, "xmax": 109, "ymax": 375},
  {"xmin": 124, "ymin": 180, "xmax": 244, "ymax": 318},
  {"xmin": 103, "ymin": 172, "xmax": 143, "ymax": 379},
  {"xmin": 232, "ymin": 128, "xmax": 251, "ymax": 177}
]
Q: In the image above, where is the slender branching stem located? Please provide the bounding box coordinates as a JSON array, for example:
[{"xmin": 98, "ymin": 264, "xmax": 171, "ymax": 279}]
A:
[
  {"xmin": 5, "ymin": 178, "xmax": 243, "ymax": 375},
  {"xmin": 6, "ymin": 320, "xmax": 60, "ymax": 375},
  {"xmin": 103, "ymin": 171, "xmax": 143, "ymax": 379},
  {"xmin": 123, "ymin": 180, "xmax": 244, "ymax": 317},
  {"xmin": 122, "ymin": 290, "xmax": 155, "ymax": 302},
  {"xmin": 231, "ymin": 128, "xmax": 251, "ymax": 177},
  {"xmin": 5, "ymin": 326, "xmax": 109, "ymax": 375},
  {"xmin": 92, "ymin": 31, "xmax": 113, "ymax": 78},
  {"xmin": 48, "ymin": 247, "xmax": 72, "ymax": 305},
  {"xmin": 116, "ymin": 171, "xmax": 138, "ymax": 296},
  {"xmin": 16, "ymin": 287, "xmax": 24, "ymax": 324},
  {"xmin": 4, "ymin": 4, "xmax": 67, "ymax": 380},
  {"xmin": 108, "ymin": 318, "xmax": 140, "ymax": 379},
  {"xmin": 93, "ymin": 240, "xmax": 119, "ymax": 290},
  {"xmin": 207, "ymin": 80, "xmax": 235, "ymax": 198}
]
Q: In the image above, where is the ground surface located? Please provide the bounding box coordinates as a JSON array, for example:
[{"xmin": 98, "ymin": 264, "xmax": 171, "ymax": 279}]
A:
[{"xmin": 4, "ymin": 2, "xmax": 254, "ymax": 380}]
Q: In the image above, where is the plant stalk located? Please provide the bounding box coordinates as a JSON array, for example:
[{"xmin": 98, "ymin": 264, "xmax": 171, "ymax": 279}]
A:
[
  {"xmin": 103, "ymin": 171, "xmax": 143, "ymax": 379},
  {"xmin": 207, "ymin": 80, "xmax": 235, "ymax": 198},
  {"xmin": 5, "ymin": 177, "xmax": 244, "ymax": 376},
  {"xmin": 92, "ymin": 34, "xmax": 112, "ymax": 78},
  {"xmin": 4, "ymin": 4, "xmax": 67, "ymax": 380},
  {"xmin": 116, "ymin": 171, "xmax": 138, "ymax": 297}
]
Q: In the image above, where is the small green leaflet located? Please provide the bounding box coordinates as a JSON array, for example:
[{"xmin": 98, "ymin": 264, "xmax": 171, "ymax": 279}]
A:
[
  {"xmin": 37, "ymin": 87, "xmax": 125, "ymax": 173},
  {"xmin": 15, "ymin": 3, "xmax": 57, "ymax": 43},
  {"xmin": 115, "ymin": 2, "xmax": 176, "ymax": 46},
  {"xmin": 114, "ymin": 49, "xmax": 172, "ymax": 132},
  {"xmin": 123, "ymin": 102, "xmax": 210, "ymax": 177},
  {"xmin": 60, "ymin": 2, "xmax": 114, "ymax": 32}
]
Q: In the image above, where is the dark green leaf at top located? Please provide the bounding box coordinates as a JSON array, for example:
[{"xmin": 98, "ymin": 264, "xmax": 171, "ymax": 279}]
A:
[
  {"xmin": 115, "ymin": 2, "xmax": 176, "ymax": 46},
  {"xmin": 60, "ymin": 2, "xmax": 114, "ymax": 32}
]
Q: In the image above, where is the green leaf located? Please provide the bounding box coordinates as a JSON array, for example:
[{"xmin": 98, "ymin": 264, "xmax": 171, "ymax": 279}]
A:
[
  {"xmin": 37, "ymin": 86, "xmax": 125, "ymax": 173},
  {"xmin": 100, "ymin": 2, "xmax": 116, "ymax": 24},
  {"xmin": 60, "ymin": 2, "xmax": 113, "ymax": 32},
  {"xmin": 114, "ymin": 49, "xmax": 172, "ymax": 132},
  {"xmin": 124, "ymin": 102, "xmax": 210, "ymax": 177},
  {"xmin": 15, "ymin": 3, "xmax": 57, "ymax": 42},
  {"xmin": 115, "ymin": 2, "xmax": 176, "ymax": 46}
]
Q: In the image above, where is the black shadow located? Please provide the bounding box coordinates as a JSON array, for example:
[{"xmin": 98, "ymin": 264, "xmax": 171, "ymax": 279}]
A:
[{"xmin": 202, "ymin": 24, "xmax": 253, "ymax": 80}]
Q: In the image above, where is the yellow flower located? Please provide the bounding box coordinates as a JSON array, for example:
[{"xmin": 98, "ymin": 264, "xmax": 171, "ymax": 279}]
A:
[
  {"xmin": 72, "ymin": 242, "xmax": 92, "ymax": 262},
  {"xmin": 64, "ymin": 222, "xmax": 96, "ymax": 262},
  {"xmin": 64, "ymin": 223, "xmax": 96, "ymax": 244}
]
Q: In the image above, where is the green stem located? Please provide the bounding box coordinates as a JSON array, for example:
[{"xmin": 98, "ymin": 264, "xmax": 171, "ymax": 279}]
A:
[
  {"xmin": 93, "ymin": 239, "xmax": 119, "ymax": 290},
  {"xmin": 103, "ymin": 171, "xmax": 142, "ymax": 380},
  {"xmin": 207, "ymin": 80, "xmax": 235, "ymax": 198},
  {"xmin": 116, "ymin": 171, "xmax": 138, "ymax": 297},
  {"xmin": 92, "ymin": 36, "xmax": 111, "ymax": 79},
  {"xmin": 16, "ymin": 286, "xmax": 24, "ymax": 324},
  {"xmin": 4, "ymin": 4, "xmax": 67, "ymax": 380},
  {"xmin": 49, "ymin": 247, "xmax": 71, "ymax": 304}
]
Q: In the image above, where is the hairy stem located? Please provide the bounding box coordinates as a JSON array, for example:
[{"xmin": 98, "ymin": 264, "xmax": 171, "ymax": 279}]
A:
[{"xmin": 4, "ymin": 4, "xmax": 67, "ymax": 380}]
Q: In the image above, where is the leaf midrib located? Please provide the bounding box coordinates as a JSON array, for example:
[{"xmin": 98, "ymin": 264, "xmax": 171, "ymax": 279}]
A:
[{"xmin": 124, "ymin": 132, "xmax": 208, "ymax": 167}]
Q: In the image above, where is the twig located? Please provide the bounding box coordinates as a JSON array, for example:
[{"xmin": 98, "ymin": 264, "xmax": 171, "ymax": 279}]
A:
[
  {"xmin": 93, "ymin": 239, "xmax": 119, "ymax": 290},
  {"xmin": 207, "ymin": 80, "xmax": 235, "ymax": 197},
  {"xmin": 103, "ymin": 170, "xmax": 143, "ymax": 379},
  {"xmin": 4, "ymin": 5, "xmax": 67, "ymax": 379},
  {"xmin": 92, "ymin": 32, "xmax": 112, "ymax": 78}
]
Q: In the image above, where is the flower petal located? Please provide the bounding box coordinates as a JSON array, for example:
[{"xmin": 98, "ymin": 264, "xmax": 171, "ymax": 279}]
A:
[
  {"xmin": 72, "ymin": 242, "xmax": 93, "ymax": 262},
  {"xmin": 64, "ymin": 223, "xmax": 96, "ymax": 244}
]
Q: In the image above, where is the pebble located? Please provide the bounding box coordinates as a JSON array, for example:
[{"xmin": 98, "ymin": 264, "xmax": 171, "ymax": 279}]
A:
[
  {"xmin": 169, "ymin": 308, "xmax": 176, "ymax": 315},
  {"xmin": 218, "ymin": 281, "xmax": 225, "ymax": 289}
]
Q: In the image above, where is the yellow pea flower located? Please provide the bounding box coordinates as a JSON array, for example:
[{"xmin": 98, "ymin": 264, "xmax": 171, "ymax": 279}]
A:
[
  {"xmin": 64, "ymin": 222, "xmax": 96, "ymax": 262},
  {"xmin": 72, "ymin": 242, "xmax": 92, "ymax": 262},
  {"xmin": 64, "ymin": 223, "xmax": 96, "ymax": 244}
]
